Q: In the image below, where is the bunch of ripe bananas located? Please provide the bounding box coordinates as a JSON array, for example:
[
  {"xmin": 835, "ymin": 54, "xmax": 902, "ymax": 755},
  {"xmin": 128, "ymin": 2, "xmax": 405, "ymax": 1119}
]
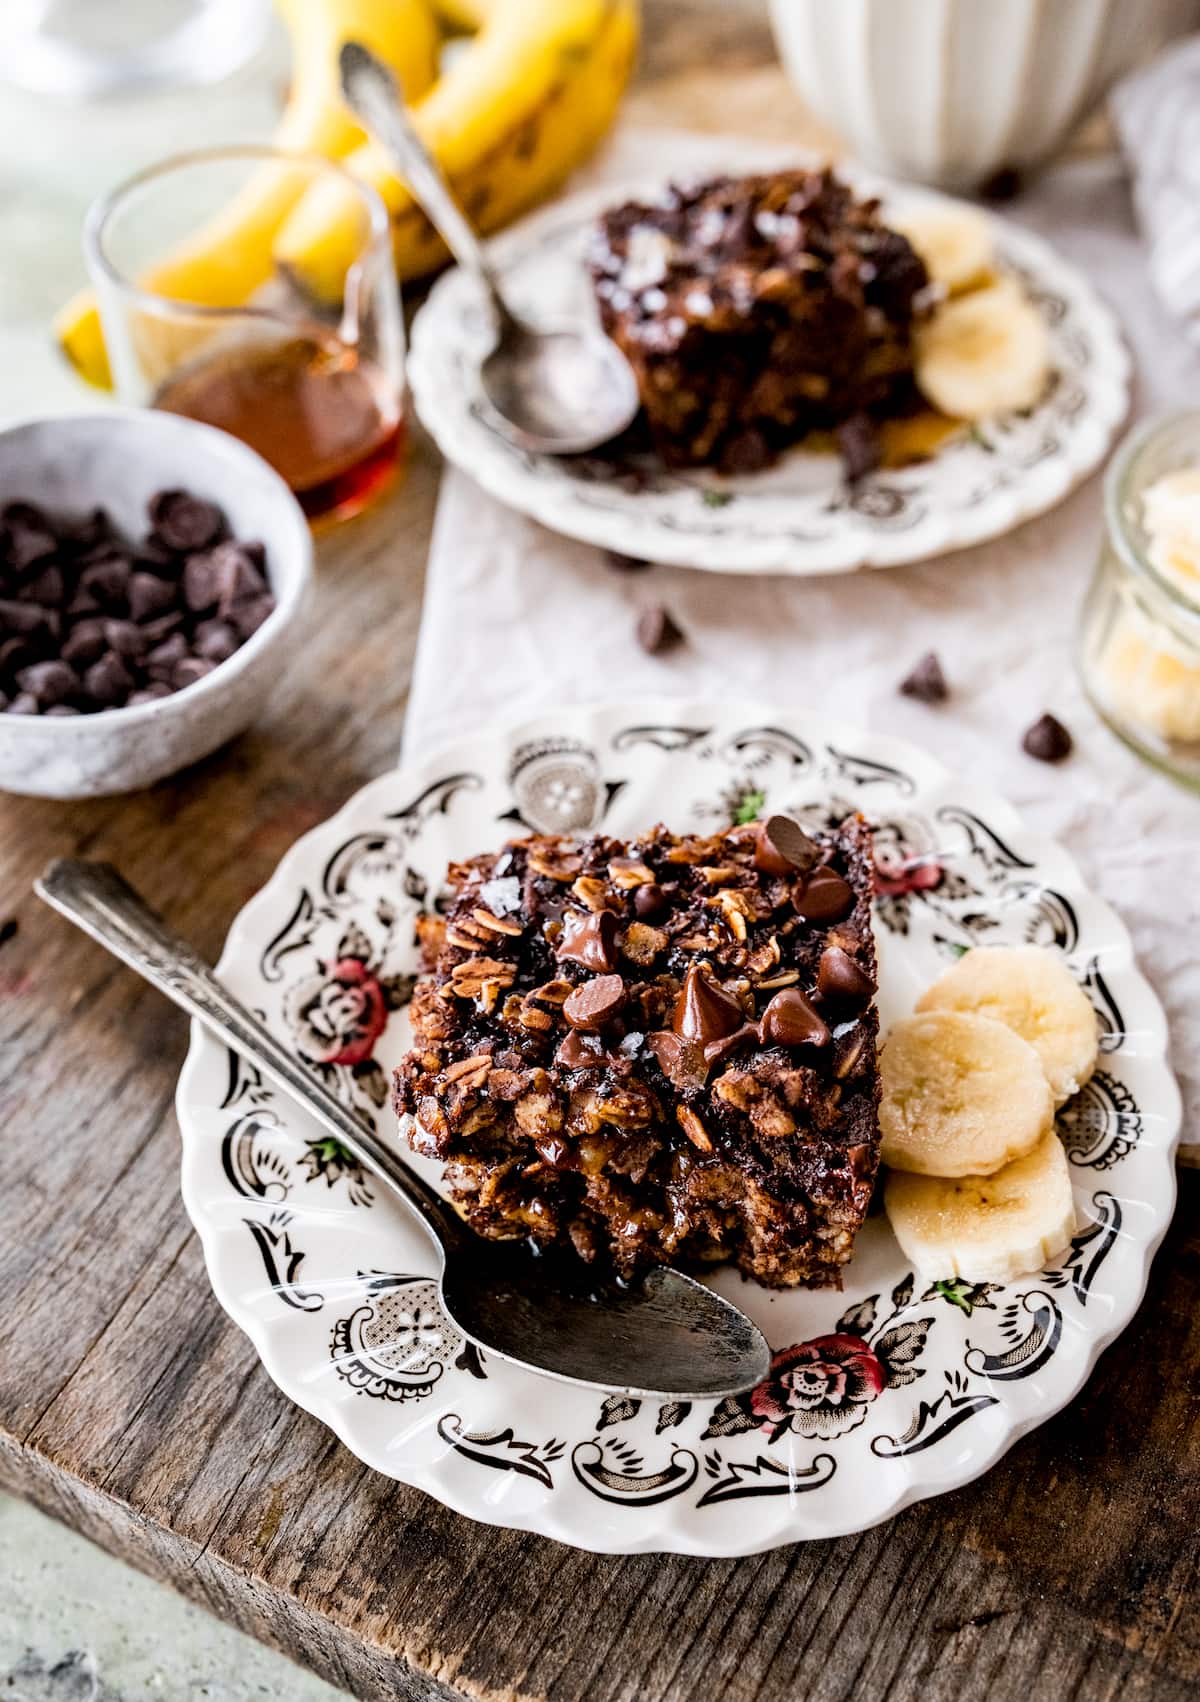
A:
[{"xmin": 57, "ymin": 0, "xmax": 640, "ymax": 389}]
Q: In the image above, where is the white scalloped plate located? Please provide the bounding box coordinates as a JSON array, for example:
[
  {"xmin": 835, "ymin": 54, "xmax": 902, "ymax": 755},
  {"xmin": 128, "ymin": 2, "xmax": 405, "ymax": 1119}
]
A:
[
  {"xmin": 177, "ymin": 702, "xmax": 1178, "ymax": 1555},
  {"xmin": 408, "ymin": 141, "xmax": 1130, "ymax": 575}
]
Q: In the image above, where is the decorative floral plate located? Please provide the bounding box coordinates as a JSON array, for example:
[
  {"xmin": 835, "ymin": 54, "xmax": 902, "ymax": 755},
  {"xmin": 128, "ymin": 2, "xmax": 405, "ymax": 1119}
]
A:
[
  {"xmin": 177, "ymin": 702, "xmax": 1179, "ymax": 1555},
  {"xmin": 408, "ymin": 141, "xmax": 1130, "ymax": 575}
]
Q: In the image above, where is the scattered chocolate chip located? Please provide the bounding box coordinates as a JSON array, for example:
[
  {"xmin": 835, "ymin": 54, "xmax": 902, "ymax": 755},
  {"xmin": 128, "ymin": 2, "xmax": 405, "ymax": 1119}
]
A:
[
  {"xmin": 755, "ymin": 814, "xmax": 821, "ymax": 877},
  {"xmin": 758, "ymin": 987, "xmax": 830, "ymax": 1049},
  {"xmin": 148, "ymin": 489, "xmax": 223, "ymax": 553},
  {"xmin": 899, "ymin": 650, "xmax": 948, "ymax": 703},
  {"xmin": 606, "ymin": 550, "xmax": 651, "ymax": 572},
  {"xmin": 816, "ymin": 945, "xmax": 876, "ymax": 1007},
  {"xmin": 556, "ymin": 907, "xmax": 619, "ymax": 972},
  {"xmin": 794, "ymin": 865, "xmax": 855, "ymax": 924},
  {"xmin": 633, "ymin": 881, "xmax": 668, "ymax": 920},
  {"xmin": 980, "ymin": 165, "xmax": 1022, "ymax": 202},
  {"xmin": 702, "ymin": 1021, "xmax": 759, "ymax": 1068},
  {"xmin": 672, "ymin": 963, "xmax": 744, "ymax": 1045},
  {"xmin": 563, "ymin": 973, "xmax": 627, "ymax": 1031},
  {"xmin": 83, "ymin": 650, "xmax": 134, "ymax": 707},
  {"xmin": 636, "ymin": 602, "xmax": 684, "ymax": 655},
  {"xmin": 15, "ymin": 658, "xmax": 77, "ymax": 707},
  {"xmin": 127, "ymin": 570, "xmax": 177, "ymax": 623},
  {"xmin": 173, "ymin": 656, "xmax": 218, "ymax": 690},
  {"xmin": 1022, "ymin": 712, "xmax": 1073, "ymax": 764}
]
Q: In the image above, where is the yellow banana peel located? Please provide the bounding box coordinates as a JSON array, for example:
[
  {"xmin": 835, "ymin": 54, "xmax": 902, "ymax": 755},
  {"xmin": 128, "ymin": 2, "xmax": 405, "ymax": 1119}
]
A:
[
  {"xmin": 274, "ymin": 0, "xmax": 639, "ymax": 299},
  {"xmin": 56, "ymin": 0, "xmax": 440, "ymax": 391}
]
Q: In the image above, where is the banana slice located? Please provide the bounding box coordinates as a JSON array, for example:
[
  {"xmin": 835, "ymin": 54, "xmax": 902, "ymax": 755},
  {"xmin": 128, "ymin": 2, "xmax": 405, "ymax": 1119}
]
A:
[
  {"xmin": 879, "ymin": 1010, "xmax": 1053, "ymax": 1177},
  {"xmin": 891, "ymin": 203, "xmax": 994, "ymax": 296},
  {"xmin": 914, "ymin": 278, "xmax": 1050, "ymax": 421},
  {"xmin": 885, "ymin": 1130, "xmax": 1076, "ymax": 1283},
  {"xmin": 916, "ymin": 945, "xmax": 1098, "ymax": 1105}
]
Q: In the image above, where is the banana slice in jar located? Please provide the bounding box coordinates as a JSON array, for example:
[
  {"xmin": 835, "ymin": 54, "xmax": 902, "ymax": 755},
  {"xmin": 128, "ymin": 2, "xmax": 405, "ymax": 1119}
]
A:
[
  {"xmin": 885, "ymin": 1130, "xmax": 1076, "ymax": 1284},
  {"xmin": 913, "ymin": 278, "xmax": 1051, "ymax": 421},
  {"xmin": 879, "ymin": 1010, "xmax": 1054, "ymax": 1177},
  {"xmin": 890, "ymin": 203, "xmax": 994, "ymax": 296},
  {"xmin": 916, "ymin": 944, "xmax": 1099, "ymax": 1105}
]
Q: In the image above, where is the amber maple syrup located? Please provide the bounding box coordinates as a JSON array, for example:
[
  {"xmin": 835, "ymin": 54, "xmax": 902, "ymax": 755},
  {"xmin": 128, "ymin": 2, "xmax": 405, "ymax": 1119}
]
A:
[{"xmin": 156, "ymin": 334, "xmax": 404, "ymax": 521}]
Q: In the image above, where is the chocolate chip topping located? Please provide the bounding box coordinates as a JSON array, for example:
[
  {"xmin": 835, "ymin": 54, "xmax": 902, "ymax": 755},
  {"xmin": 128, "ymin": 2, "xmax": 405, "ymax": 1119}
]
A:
[
  {"xmin": 794, "ymin": 865, "xmax": 854, "ymax": 924},
  {"xmin": 555, "ymin": 1030, "xmax": 602, "ymax": 1070},
  {"xmin": 672, "ymin": 963, "xmax": 744, "ymax": 1044},
  {"xmin": 556, "ymin": 908, "xmax": 619, "ymax": 972},
  {"xmin": 1022, "ymin": 713, "xmax": 1073, "ymax": 763},
  {"xmin": 636, "ymin": 603, "xmax": 684, "ymax": 655},
  {"xmin": 899, "ymin": 651, "xmax": 948, "ymax": 703},
  {"xmin": 754, "ymin": 814, "xmax": 821, "ymax": 877},
  {"xmin": 816, "ymin": 945, "xmax": 876, "ymax": 1007},
  {"xmin": 633, "ymin": 882, "xmax": 668, "ymax": 919},
  {"xmin": 563, "ymin": 973, "xmax": 627, "ymax": 1032},
  {"xmin": 759, "ymin": 987, "xmax": 830, "ymax": 1048}
]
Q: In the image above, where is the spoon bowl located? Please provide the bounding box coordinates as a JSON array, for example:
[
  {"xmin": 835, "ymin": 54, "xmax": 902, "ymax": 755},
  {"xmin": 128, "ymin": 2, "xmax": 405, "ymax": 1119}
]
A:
[
  {"xmin": 36, "ymin": 858, "xmax": 772, "ymax": 1401},
  {"xmin": 338, "ymin": 40, "xmax": 641, "ymax": 457}
]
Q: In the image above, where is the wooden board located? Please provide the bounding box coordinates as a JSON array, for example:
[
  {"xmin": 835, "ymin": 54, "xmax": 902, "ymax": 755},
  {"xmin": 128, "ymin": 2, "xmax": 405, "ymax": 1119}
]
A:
[{"xmin": 2, "ymin": 8, "xmax": 1198, "ymax": 1699}]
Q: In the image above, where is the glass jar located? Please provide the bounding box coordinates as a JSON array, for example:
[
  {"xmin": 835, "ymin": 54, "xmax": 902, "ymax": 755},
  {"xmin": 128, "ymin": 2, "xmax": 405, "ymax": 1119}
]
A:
[{"xmin": 1079, "ymin": 412, "xmax": 1200, "ymax": 790}]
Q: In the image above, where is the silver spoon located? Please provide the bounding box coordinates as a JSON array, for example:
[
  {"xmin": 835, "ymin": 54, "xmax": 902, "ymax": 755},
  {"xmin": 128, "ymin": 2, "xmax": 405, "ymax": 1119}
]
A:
[
  {"xmin": 338, "ymin": 39, "xmax": 640, "ymax": 456},
  {"xmin": 36, "ymin": 859, "xmax": 771, "ymax": 1401}
]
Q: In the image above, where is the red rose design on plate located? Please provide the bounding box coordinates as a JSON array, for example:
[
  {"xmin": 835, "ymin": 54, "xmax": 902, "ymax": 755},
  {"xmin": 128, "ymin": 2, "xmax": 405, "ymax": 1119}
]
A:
[
  {"xmin": 287, "ymin": 956, "xmax": 388, "ymax": 1066},
  {"xmin": 874, "ymin": 855, "xmax": 943, "ymax": 898},
  {"xmin": 749, "ymin": 1332, "xmax": 886, "ymax": 1441}
]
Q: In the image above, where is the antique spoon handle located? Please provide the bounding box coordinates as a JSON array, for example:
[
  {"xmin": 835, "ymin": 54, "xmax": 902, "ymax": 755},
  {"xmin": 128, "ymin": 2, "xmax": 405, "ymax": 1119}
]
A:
[
  {"xmin": 338, "ymin": 40, "xmax": 519, "ymax": 334},
  {"xmin": 36, "ymin": 858, "xmax": 463, "ymax": 1257}
]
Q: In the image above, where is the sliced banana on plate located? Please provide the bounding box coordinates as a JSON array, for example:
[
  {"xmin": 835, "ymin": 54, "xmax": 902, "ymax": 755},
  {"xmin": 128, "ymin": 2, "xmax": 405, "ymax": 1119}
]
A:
[
  {"xmin": 879, "ymin": 1010, "xmax": 1054, "ymax": 1177},
  {"xmin": 891, "ymin": 203, "xmax": 994, "ymax": 296},
  {"xmin": 914, "ymin": 278, "xmax": 1051, "ymax": 421},
  {"xmin": 884, "ymin": 1129, "xmax": 1076, "ymax": 1284},
  {"xmin": 916, "ymin": 944, "xmax": 1099, "ymax": 1105}
]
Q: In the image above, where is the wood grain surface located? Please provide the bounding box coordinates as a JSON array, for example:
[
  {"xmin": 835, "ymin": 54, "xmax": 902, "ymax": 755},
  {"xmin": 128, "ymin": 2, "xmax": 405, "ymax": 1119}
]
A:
[{"xmin": 1, "ymin": 6, "xmax": 1197, "ymax": 1700}]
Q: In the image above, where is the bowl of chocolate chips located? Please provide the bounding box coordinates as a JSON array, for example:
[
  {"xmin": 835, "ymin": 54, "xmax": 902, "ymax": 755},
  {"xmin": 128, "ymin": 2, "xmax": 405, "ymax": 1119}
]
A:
[{"xmin": 0, "ymin": 410, "xmax": 312, "ymax": 797}]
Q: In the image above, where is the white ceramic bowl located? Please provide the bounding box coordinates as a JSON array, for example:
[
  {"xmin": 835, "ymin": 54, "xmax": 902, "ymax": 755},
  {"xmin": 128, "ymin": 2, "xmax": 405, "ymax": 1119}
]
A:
[
  {"xmin": 0, "ymin": 410, "xmax": 312, "ymax": 798},
  {"xmin": 769, "ymin": 0, "xmax": 1200, "ymax": 190}
]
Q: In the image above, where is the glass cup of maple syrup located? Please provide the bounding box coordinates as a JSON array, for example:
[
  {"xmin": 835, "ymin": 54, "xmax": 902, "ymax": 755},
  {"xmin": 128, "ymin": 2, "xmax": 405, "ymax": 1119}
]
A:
[{"xmin": 85, "ymin": 146, "xmax": 405, "ymax": 523}]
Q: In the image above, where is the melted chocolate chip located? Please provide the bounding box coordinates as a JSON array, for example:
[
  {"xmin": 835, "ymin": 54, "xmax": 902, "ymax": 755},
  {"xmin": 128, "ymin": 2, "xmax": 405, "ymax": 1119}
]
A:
[
  {"xmin": 555, "ymin": 1030, "xmax": 602, "ymax": 1070},
  {"xmin": 672, "ymin": 963, "xmax": 745, "ymax": 1044},
  {"xmin": 556, "ymin": 908, "xmax": 619, "ymax": 972},
  {"xmin": 1022, "ymin": 713, "xmax": 1072, "ymax": 764},
  {"xmin": 755, "ymin": 814, "xmax": 821, "ymax": 877},
  {"xmin": 816, "ymin": 945, "xmax": 876, "ymax": 1007},
  {"xmin": 647, "ymin": 1030, "xmax": 709, "ymax": 1090},
  {"xmin": 563, "ymin": 973, "xmax": 626, "ymax": 1031},
  {"xmin": 794, "ymin": 865, "xmax": 855, "ymax": 924},
  {"xmin": 758, "ymin": 987, "xmax": 830, "ymax": 1048}
]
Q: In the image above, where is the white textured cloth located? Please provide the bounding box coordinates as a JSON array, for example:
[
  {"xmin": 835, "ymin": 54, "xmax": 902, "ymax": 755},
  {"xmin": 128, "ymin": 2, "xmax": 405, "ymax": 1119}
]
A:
[
  {"xmin": 404, "ymin": 132, "xmax": 1199, "ymax": 1159},
  {"xmin": 1113, "ymin": 33, "xmax": 1200, "ymax": 347}
]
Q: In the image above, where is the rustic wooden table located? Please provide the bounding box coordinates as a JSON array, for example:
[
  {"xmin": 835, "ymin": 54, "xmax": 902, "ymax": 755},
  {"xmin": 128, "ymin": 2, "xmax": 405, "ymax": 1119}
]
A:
[{"xmin": 1, "ymin": 7, "xmax": 1197, "ymax": 1700}]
